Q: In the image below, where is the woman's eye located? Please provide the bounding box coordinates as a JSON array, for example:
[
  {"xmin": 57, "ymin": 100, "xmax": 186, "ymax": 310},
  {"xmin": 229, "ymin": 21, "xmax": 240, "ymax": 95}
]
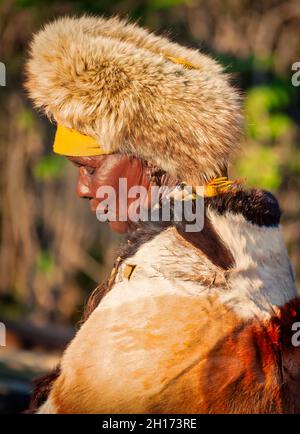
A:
[{"xmin": 86, "ymin": 167, "xmax": 95, "ymax": 175}]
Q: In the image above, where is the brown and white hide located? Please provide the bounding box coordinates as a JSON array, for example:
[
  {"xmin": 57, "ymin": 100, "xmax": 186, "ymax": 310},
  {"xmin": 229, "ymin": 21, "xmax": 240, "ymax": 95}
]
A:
[{"xmin": 36, "ymin": 189, "xmax": 300, "ymax": 413}]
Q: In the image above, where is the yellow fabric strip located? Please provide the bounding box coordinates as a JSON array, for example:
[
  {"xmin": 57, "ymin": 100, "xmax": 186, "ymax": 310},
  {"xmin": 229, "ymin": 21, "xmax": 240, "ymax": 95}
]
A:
[
  {"xmin": 53, "ymin": 125, "xmax": 111, "ymax": 157},
  {"xmin": 178, "ymin": 177, "xmax": 243, "ymax": 199},
  {"xmin": 204, "ymin": 177, "xmax": 243, "ymax": 197},
  {"xmin": 167, "ymin": 177, "xmax": 243, "ymax": 202},
  {"xmin": 123, "ymin": 264, "xmax": 136, "ymax": 280},
  {"xmin": 165, "ymin": 55, "xmax": 198, "ymax": 70}
]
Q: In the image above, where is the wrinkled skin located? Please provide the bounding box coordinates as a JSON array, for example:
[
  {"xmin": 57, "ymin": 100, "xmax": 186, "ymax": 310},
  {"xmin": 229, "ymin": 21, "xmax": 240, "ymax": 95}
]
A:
[{"xmin": 68, "ymin": 154, "xmax": 176, "ymax": 233}]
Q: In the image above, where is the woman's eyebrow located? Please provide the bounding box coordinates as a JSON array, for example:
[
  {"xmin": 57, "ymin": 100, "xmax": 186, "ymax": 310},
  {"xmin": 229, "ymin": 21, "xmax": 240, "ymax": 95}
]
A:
[
  {"xmin": 69, "ymin": 157, "xmax": 88, "ymax": 166},
  {"xmin": 68, "ymin": 156, "xmax": 102, "ymax": 167}
]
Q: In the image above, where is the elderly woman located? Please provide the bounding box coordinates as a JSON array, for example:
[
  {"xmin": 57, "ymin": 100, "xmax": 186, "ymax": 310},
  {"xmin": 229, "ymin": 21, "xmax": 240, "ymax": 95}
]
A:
[{"xmin": 26, "ymin": 16, "xmax": 299, "ymax": 413}]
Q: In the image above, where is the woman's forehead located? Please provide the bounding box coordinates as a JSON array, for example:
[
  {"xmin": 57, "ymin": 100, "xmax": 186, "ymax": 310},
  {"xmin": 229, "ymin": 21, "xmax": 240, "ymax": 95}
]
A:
[{"xmin": 68, "ymin": 154, "xmax": 136, "ymax": 169}]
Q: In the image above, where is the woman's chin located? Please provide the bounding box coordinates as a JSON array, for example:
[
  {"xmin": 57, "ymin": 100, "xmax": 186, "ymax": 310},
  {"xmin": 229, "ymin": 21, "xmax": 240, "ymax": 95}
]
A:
[{"xmin": 108, "ymin": 220, "xmax": 130, "ymax": 234}]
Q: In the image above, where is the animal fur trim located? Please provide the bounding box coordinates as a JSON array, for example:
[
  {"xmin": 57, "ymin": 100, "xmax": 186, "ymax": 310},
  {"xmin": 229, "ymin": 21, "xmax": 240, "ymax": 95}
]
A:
[{"xmin": 25, "ymin": 15, "xmax": 242, "ymax": 184}]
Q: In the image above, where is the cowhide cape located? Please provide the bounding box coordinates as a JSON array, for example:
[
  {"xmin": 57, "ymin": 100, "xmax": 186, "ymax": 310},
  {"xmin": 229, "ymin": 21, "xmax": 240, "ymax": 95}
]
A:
[{"xmin": 29, "ymin": 188, "xmax": 300, "ymax": 414}]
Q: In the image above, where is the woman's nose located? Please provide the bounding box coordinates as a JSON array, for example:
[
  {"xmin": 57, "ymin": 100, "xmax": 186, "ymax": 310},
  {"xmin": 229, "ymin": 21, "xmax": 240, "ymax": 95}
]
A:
[{"xmin": 76, "ymin": 167, "xmax": 92, "ymax": 198}]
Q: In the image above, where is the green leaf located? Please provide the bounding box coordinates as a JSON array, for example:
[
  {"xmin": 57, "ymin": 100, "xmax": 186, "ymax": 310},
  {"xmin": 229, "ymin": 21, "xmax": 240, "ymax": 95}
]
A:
[
  {"xmin": 246, "ymin": 85, "xmax": 289, "ymax": 115},
  {"xmin": 17, "ymin": 108, "xmax": 35, "ymax": 131},
  {"xmin": 253, "ymin": 56, "xmax": 274, "ymax": 70},
  {"xmin": 269, "ymin": 114, "xmax": 292, "ymax": 140},
  {"xmin": 36, "ymin": 250, "xmax": 54, "ymax": 274},
  {"xmin": 15, "ymin": 0, "xmax": 50, "ymax": 7},
  {"xmin": 245, "ymin": 84, "xmax": 292, "ymax": 140},
  {"xmin": 148, "ymin": 0, "xmax": 187, "ymax": 10},
  {"xmin": 236, "ymin": 147, "xmax": 281, "ymax": 191},
  {"xmin": 33, "ymin": 155, "xmax": 67, "ymax": 180},
  {"xmin": 286, "ymin": 146, "xmax": 300, "ymax": 175}
]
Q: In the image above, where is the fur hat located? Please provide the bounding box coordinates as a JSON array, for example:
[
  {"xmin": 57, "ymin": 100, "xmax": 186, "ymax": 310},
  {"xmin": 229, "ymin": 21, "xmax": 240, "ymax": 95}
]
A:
[{"xmin": 25, "ymin": 15, "xmax": 242, "ymax": 185}]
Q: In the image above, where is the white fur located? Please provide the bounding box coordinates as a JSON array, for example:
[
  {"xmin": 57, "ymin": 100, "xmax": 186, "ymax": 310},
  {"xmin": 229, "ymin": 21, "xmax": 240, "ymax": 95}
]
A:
[
  {"xmin": 39, "ymin": 214, "xmax": 298, "ymax": 413},
  {"xmin": 207, "ymin": 209, "xmax": 297, "ymax": 319},
  {"xmin": 96, "ymin": 227, "xmax": 217, "ymax": 314},
  {"xmin": 98, "ymin": 215, "xmax": 297, "ymax": 321},
  {"xmin": 37, "ymin": 396, "xmax": 57, "ymax": 414}
]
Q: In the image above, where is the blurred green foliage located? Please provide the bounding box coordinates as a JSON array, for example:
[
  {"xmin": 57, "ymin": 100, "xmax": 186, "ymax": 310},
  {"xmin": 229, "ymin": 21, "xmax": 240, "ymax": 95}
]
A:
[
  {"xmin": 148, "ymin": 0, "xmax": 187, "ymax": 10},
  {"xmin": 236, "ymin": 146, "xmax": 281, "ymax": 190},
  {"xmin": 245, "ymin": 84, "xmax": 292, "ymax": 141},
  {"xmin": 36, "ymin": 250, "xmax": 55, "ymax": 274},
  {"xmin": 17, "ymin": 108, "xmax": 36, "ymax": 131},
  {"xmin": 33, "ymin": 155, "xmax": 67, "ymax": 181}
]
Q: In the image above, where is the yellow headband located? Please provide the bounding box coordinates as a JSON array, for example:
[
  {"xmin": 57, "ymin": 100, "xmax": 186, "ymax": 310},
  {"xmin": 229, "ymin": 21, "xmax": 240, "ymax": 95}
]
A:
[{"xmin": 53, "ymin": 125, "xmax": 110, "ymax": 157}]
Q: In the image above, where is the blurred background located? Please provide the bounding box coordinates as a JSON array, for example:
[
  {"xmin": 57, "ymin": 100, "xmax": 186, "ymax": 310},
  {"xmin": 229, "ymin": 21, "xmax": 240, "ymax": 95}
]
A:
[{"xmin": 0, "ymin": 0, "xmax": 299, "ymax": 413}]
